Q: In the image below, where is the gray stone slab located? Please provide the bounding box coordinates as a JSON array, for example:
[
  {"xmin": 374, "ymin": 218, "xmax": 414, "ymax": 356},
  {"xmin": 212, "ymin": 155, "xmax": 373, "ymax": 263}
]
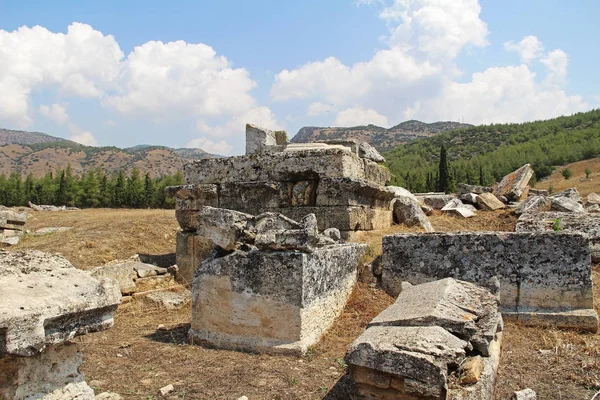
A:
[
  {"xmin": 476, "ymin": 193, "xmax": 505, "ymax": 211},
  {"xmin": 0, "ymin": 250, "xmax": 121, "ymax": 357},
  {"xmin": 495, "ymin": 164, "xmax": 534, "ymax": 201},
  {"xmin": 369, "ymin": 278, "xmax": 500, "ymax": 355},
  {"xmin": 381, "ymin": 232, "xmax": 596, "ymax": 330},
  {"xmin": 166, "ymin": 184, "xmax": 218, "ymax": 210},
  {"xmin": 133, "ymin": 263, "xmax": 168, "ymax": 278},
  {"xmin": 316, "ymin": 178, "xmax": 394, "ymax": 208},
  {"xmin": 89, "ymin": 262, "xmax": 137, "ymax": 294},
  {"xmin": 458, "ymin": 183, "xmax": 493, "ymax": 195}
]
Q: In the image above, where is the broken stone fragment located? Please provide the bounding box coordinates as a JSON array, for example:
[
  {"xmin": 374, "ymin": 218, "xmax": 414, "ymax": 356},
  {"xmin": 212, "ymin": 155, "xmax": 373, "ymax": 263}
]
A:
[
  {"xmin": 458, "ymin": 356, "xmax": 483, "ymax": 385},
  {"xmin": 245, "ymin": 123, "xmax": 278, "ymax": 154},
  {"xmin": 0, "ymin": 250, "xmax": 121, "ymax": 357},
  {"xmin": 550, "ymin": 196, "xmax": 585, "ymax": 213},
  {"xmin": 528, "ymin": 188, "xmax": 548, "ymax": 196},
  {"xmin": 551, "ymin": 187, "xmax": 583, "ymax": 203},
  {"xmin": 196, "ymin": 206, "xmax": 255, "ymax": 251},
  {"xmin": 389, "ymin": 187, "xmax": 434, "ymax": 232},
  {"xmin": 0, "ymin": 210, "xmax": 27, "ymax": 230},
  {"xmin": 460, "ymin": 192, "xmax": 478, "ymax": 204},
  {"xmin": 495, "ymin": 164, "xmax": 534, "ymax": 201},
  {"xmin": 134, "ymin": 263, "xmax": 169, "ymax": 278},
  {"xmin": 518, "ymin": 195, "xmax": 550, "ymax": 215},
  {"xmin": 475, "ymin": 192, "xmax": 505, "ymax": 211},
  {"xmin": 588, "ymin": 192, "xmax": 600, "ymax": 205},
  {"xmin": 512, "ymin": 388, "xmax": 537, "ymax": 400},
  {"xmin": 421, "ymin": 194, "xmax": 457, "ymax": 209},
  {"xmin": 457, "ymin": 183, "xmax": 493, "ymax": 195},
  {"xmin": 369, "ymin": 278, "xmax": 501, "ymax": 356},
  {"xmin": 323, "ymin": 227, "xmax": 341, "ymax": 242}
]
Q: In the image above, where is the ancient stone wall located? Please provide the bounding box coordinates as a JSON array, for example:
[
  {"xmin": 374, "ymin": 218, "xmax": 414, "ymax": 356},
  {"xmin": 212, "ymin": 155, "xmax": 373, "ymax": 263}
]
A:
[{"xmin": 381, "ymin": 232, "xmax": 598, "ymax": 331}]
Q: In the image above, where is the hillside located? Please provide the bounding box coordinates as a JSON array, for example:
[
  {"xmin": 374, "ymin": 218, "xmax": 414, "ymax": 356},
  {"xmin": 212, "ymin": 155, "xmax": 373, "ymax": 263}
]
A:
[
  {"xmin": 384, "ymin": 109, "xmax": 600, "ymax": 192},
  {"xmin": 0, "ymin": 128, "xmax": 212, "ymax": 178},
  {"xmin": 292, "ymin": 120, "xmax": 472, "ymax": 152},
  {"xmin": 534, "ymin": 157, "xmax": 600, "ymax": 197}
]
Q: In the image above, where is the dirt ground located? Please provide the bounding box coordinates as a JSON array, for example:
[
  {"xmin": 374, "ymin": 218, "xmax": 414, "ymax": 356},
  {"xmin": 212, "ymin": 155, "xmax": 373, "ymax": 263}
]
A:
[
  {"xmin": 9, "ymin": 208, "xmax": 600, "ymax": 399},
  {"xmin": 535, "ymin": 157, "xmax": 600, "ymax": 197}
]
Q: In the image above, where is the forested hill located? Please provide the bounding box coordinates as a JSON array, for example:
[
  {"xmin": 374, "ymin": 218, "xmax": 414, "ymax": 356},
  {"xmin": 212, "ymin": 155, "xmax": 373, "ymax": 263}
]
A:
[
  {"xmin": 292, "ymin": 120, "xmax": 472, "ymax": 152},
  {"xmin": 384, "ymin": 109, "xmax": 600, "ymax": 193}
]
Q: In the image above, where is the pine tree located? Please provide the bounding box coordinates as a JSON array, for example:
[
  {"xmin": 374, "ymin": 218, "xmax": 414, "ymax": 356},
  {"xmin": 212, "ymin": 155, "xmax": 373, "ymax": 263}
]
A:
[
  {"xmin": 113, "ymin": 170, "xmax": 127, "ymax": 207},
  {"xmin": 143, "ymin": 173, "xmax": 154, "ymax": 208},
  {"xmin": 56, "ymin": 171, "xmax": 67, "ymax": 205},
  {"xmin": 126, "ymin": 167, "xmax": 144, "ymax": 207},
  {"xmin": 438, "ymin": 145, "xmax": 450, "ymax": 193}
]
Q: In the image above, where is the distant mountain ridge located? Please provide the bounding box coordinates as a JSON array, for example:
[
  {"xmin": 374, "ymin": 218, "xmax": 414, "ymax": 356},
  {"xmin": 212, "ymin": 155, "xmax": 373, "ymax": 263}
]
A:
[
  {"xmin": 292, "ymin": 120, "xmax": 473, "ymax": 152},
  {"xmin": 0, "ymin": 128, "xmax": 212, "ymax": 178}
]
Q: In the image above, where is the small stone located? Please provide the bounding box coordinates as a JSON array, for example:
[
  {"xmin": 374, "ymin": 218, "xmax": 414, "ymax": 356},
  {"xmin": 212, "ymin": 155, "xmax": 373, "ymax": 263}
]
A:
[
  {"xmin": 157, "ymin": 324, "xmax": 166, "ymax": 330},
  {"xmin": 588, "ymin": 192, "xmax": 600, "ymax": 205},
  {"xmin": 512, "ymin": 388, "xmax": 537, "ymax": 400},
  {"xmin": 89, "ymin": 380, "xmax": 107, "ymax": 388},
  {"xmin": 159, "ymin": 384, "xmax": 175, "ymax": 397},
  {"xmin": 96, "ymin": 392, "xmax": 124, "ymax": 400},
  {"xmin": 458, "ymin": 356, "xmax": 483, "ymax": 385},
  {"xmin": 476, "ymin": 192, "xmax": 505, "ymax": 211},
  {"xmin": 237, "ymin": 397, "xmax": 249, "ymax": 400}
]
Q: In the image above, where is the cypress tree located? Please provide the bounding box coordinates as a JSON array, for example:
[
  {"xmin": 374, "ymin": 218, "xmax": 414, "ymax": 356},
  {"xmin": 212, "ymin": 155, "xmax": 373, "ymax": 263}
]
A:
[{"xmin": 438, "ymin": 145, "xmax": 450, "ymax": 193}]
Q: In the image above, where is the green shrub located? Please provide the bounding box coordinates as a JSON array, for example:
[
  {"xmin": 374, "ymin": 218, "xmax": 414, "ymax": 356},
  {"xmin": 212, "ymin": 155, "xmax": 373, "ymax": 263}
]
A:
[{"xmin": 561, "ymin": 168, "xmax": 573, "ymax": 180}]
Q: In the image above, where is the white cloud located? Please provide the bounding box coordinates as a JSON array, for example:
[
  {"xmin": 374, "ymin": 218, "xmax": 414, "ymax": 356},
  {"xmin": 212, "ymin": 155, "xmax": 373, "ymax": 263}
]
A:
[
  {"xmin": 334, "ymin": 107, "xmax": 389, "ymax": 127},
  {"xmin": 0, "ymin": 23, "xmax": 122, "ymax": 127},
  {"xmin": 70, "ymin": 131, "xmax": 98, "ymax": 146},
  {"xmin": 39, "ymin": 103, "xmax": 69, "ymax": 124},
  {"xmin": 185, "ymin": 137, "xmax": 232, "ymax": 155},
  {"xmin": 541, "ymin": 49, "xmax": 568, "ymax": 86},
  {"xmin": 504, "ymin": 35, "xmax": 544, "ymax": 63}
]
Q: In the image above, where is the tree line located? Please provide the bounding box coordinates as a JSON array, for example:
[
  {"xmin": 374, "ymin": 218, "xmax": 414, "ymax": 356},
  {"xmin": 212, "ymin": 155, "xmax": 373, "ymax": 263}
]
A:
[
  {"xmin": 385, "ymin": 109, "xmax": 600, "ymax": 193},
  {"xmin": 0, "ymin": 165, "xmax": 183, "ymax": 208}
]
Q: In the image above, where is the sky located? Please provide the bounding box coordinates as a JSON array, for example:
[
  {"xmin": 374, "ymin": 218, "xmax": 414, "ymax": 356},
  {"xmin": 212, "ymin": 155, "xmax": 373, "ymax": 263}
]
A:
[{"xmin": 0, "ymin": 0, "xmax": 598, "ymax": 155}]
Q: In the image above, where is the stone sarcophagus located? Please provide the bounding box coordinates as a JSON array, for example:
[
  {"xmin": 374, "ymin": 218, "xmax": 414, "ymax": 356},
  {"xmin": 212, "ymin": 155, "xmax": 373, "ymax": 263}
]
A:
[
  {"xmin": 168, "ymin": 124, "xmax": 393, "ymax": 283},
  {"xmin": 187, "ymin": 208, "xmax": 367, "ymax": 355},
  {"xmin": 0, "ymin": 250, "xmax": 121, "ymax": 400}
]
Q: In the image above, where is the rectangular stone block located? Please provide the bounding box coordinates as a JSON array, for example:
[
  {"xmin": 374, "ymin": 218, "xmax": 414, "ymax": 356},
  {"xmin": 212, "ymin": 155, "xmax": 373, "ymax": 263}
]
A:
[
  {"xmin": 219, "ymin": 181, "xmax": 291, "ymax": 213},
  {"xmin": 183, "ymin": 148, "xmax": 366, "ymax": 185},
  {"xmin": 316, "ymin": 178, "xmax": 395, "ymax": 208},
  {"xmin": 363, "ymin": 159, "xmax": 390, "ymax": 186},
  {"xmin": 272, "ymin": 206, "xmax": 392, "ymax": 232},
  {"xmin": 168, "ymin": 184, "xmax": 218, "ymax": 210},
  {"xmin": 381, "ymin": 232, "xmax": 597, "ymax": 330},
  {"xmin": 176, "ymin": 231, "xmax": 215, "ymax": 285},
  {"xmin": 190, "ymin": 243, "xmax": 367, "ymax": 354}
]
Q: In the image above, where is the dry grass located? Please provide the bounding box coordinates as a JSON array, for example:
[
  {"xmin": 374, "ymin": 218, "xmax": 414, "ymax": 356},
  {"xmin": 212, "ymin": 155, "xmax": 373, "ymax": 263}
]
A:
[
  {"xmin": 8, "ymin": 208, "xmax": 600, "ymax": 399},
  {"xmin": 12, "ymin": 208, "xmax": 178, "ymax": 269},
  {"xmin": 535, "ymin": 157, "xmax": 600, "ymax": 197}
]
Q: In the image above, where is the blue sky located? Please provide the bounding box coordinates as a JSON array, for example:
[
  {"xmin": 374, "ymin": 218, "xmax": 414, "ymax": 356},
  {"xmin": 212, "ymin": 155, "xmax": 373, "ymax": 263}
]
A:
[{"xmin": 0, "ymin": 0, "xmax": 598, "ymax": 155}]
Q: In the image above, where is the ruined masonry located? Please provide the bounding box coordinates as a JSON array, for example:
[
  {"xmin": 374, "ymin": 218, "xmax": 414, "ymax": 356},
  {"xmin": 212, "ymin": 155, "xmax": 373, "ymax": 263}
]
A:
[
  {"xmin": 381, "ymin": 232, "xmax": 598, "ymax": 332},
  {"xmin": 0, "ymin": 210, "xmax": 27, "ymax": 246},
  {"xmin": 168, "ymin": 123, "xmax": 393, "ymax": 283},
  {"xmin": 0, "ymin": 250, "xmax": 121, "ymax": 400},
  {"xmin": 188, "ymin": 208, "xmax": 367, "ymax": 355},
  {"xmin": 346, "ymin": 278, "xmax": 503, "ymax": 400}
]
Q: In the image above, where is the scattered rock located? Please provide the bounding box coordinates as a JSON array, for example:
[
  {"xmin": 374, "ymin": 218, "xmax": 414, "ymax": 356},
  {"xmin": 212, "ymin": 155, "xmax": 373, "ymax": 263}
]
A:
[
  {"xmin": 420, "ymin": 204, "xmax": 434, "ymax": 216},
  {"xmin": 518, "ymin": 195, "xmax": 549, "ymax": 215},
  {"xmin": 96, "ymin": 392, "xmax": 124, "ymax": 400},
  {"xmin": 457, "ymin": 183, "xmax": 493, "ymax": 195},
  {"xmin": 145, "ymin": 289, "xmax": 192, "ymax": 310},
  {"xmin": 159, "ymin": 384, "xmax": 175, "ymax": 397},
  {"xmin": 588, "ymin": 192, "xmax": 600, "ymax": 205},
  {"xmin": 32, "ymin": 227, "xmax": 72, "ymax": 236},
  {"xmin": 495, "ymin": 164, "xmax": 534, "ymax": 201},
  {"xmin": 421, "ymin": 194, "xmax": 457, "ymax": 209},
  {"xmin": 551, "ymin": 187, "xmax": 583, "ymax": 203},
  {"xmin": 134, "ymin": 263, "xmax": 169, "ymax": 278},
  {"xmin": 550, "ymin": 196, "xmax": 584, "ymax": 213},
  {"xmin": 476, "ymin": 192, "xmax": 505, "ymax": 211},
  {"xmin": 460, "ymin": 192, "xmax": 478, "ymax": 204},
  {"xmin": 391, "ymin": 194, "xmax": 434, "ymax": 232},
  {"xmin": 458, "ymin": 356, "xmax": 484, "ymax": 385},
  {"xmin": 512, "ymin": 388, "xmax": 537, "ymax": 400},
  {"xmin": 528, "ymin": 188, "xmax": 548, "ymax": 196}
]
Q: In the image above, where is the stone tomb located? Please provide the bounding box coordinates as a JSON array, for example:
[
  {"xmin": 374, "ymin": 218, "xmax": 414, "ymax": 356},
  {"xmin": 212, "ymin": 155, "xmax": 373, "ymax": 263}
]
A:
[
  {"xmin": 188, "ymin": 208, "xmax": 367, "ymax": 354},
  {"xmin": 346, "ymin": 278, "xmax": 503, "ymax": 400},
  {"xmin": 0, "ymin": 250, "xmax": 121, "ymax": 399},
  {"xmin": 381, "ymin": 232, "xmax": 598, "ymax": 331},
  {"xmin": 168, "ymin": 124, "xmax": 393, "ymax": 283}
]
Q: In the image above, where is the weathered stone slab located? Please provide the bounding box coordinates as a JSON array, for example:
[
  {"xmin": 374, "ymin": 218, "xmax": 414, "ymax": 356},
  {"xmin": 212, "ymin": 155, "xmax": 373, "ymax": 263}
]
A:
[
  {"xmin": 190, "ymin": 243, "xmax": 367, "ymax": 354},
  {"xmin": 317, "ymin": 139, "xmax": 386, "ymax": 163},
  {"xmin": 550, "ymin": 196, "xmax": 584, "ymax": 213},
  {"xmin": 0, "ymin": 229, "xmax": 23, "ymax": 245},
  {"xmin": 166, "ymin": 184, "xmax": 218, "ymax": 210},
  {"xmin": 195, "ymin": 207, "xmax": 255, "ymax": 251},
  {"xmin": 518, "ymin": 195, "xmax": 549, "ymax": 214},
  {"xmin": 588, "ymin": 192, "xmax": 600, "ymax": 205},
  {"xmin": 460, "ymin": 193, "xmax": 478, "ymax": 204},
  {"xmin": 495, "ymin": 164, "xmax": 534, "ymax": 201},
  {"xmin": 0, "ymin": 210, "xmax": 27, "ymax": 229},
  {"xmin": 246, "ymin": 123, "xmax": 278, "ymax": 154},
  {"xmin": 528, "ymin": 189, "xmax": 548, "ymax": 196},
  {"xmin": 134, "ymin": 263, "xmax": 168, "ymax": 278},
  {"xmin": 381, "ymin": 232, "xmax": 597, "ymax": 331},
  {"xmin": 551, "ymin": 187, "xmax": 583, "ymax": 203},
  {"xmin": 316, "ymin": 178, "xmax": 394, "ymax": 208},
  {"xmin": 516, "ymin": 211, "xmax": 600, "ymax": 262},
  {"xmin": 89, "ymin": 262, "xmax": 138, "ymax": 294},
  {"xmin": 476, "ymin": 192, "xmax": 505, "ymax": 211},
  {"xmin": 219, "ymin": 181, "xmax": 289, "ymax": 213},
  {"xmin": 346, "ymin": 326, "xmax": 468, "ymax": 398},
  {"xmin": 175, "ymin": 231, "xmax": 215, "ymax": 285},
  {"xmin": 183, "ymin": 148, "xmax": 366, "ymax": 185},
  {"xmin": 145, "ymin": 289, "xmax": 191, "ymax": 310},
  {"xmin": 392, "ymin": 196, "xmax": 434, "ymax": 231},
  {"xmin": 0, "ymin": 250, "xmax": 121, "ymax": 357},
  {"xmin": 275, "ymin": 206, "xmax": 392, "ymax": 232},
  {"xmin": 363, "ymin": 159, "xmax": 391, "ymax": 186},
  {"xmin": 421, "ymin": 194, "xmax": 457, "ymax": 210},
  {"xmin": 369, "ymin": 278, "xmax": 500, "ymax": 356},
  {"xmin": 0, "ymin": 343, "xmax": 95, "ymax": 400},
  {"xmin": 458, "ymin": 183, "xmax": 493, "ymax": 195}
]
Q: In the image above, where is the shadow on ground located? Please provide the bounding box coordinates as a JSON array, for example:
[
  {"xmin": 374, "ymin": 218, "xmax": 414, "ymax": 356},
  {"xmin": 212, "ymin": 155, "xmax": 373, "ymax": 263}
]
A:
[{"xmin": 144, "ymin": 323, "xmax": 190, "ymax": 345}]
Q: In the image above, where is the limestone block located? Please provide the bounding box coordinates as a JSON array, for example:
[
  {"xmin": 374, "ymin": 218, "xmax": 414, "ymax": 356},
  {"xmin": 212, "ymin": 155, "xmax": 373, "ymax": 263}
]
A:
[
  {"xmin": 369, "ymin": 278, "xmax": 501, "ymax": 356},
  {"xmin": 196, "ymin": 206, "xmax": 255, "ymax": 250},
  {"xmin": 133, "ymin": 275, "xmax": 175, "ymax": 293},
  {"xmin": 495, "ymin": 164, "xmax": 534, "ymax": 201},
  {"xmin": 245, "ymin": 123, "xmax": 277, "ymax": 154},
  {"xmin": 134, "ymin": 263, "xmax": 168, "ymax": 278},
  {"xmin": 421, "ymin": 194, "xmax": 456, "ymax": 209},
  {"xmin": 458, "ymin": 183, "xmax": 493, "ymax": 195},
  {"xmin": 550, "ymin": 196, "xmax": 585, "ymax": 213},
  {"xmin": 290, "ymin": 180, "xmax": 317, "ymax": 206},
  {"xmin": 346, "ymin": 326, "xmax": 468, "ymax": 398},
  {"xmin": 518, "ymin": 195, "xmax": 550, "ymax": 215},
  {"xmin": 255, "ymin": 214, "xmax": 326, "ymax": 252},
  {"xmin": 316, "ymin": 178, "xmax": 394, "ymax": 208},
  {"xmin": 0, "ymin": 343, "xmax": 94, "ymax": 400},
  {"xmin": 144, "ymin": 289, "xmax": 191, "ymax": 310},
  {"xmin": 275, "ymin": 206, "xmax": 392, "ymax": 232},
  {"xmin": 381, "ymin": 232, "xmax": 597, "ymax": 331},
  {"xmin": 176, "ymin": 231, "xmax": 215, "ymax": 285},
  {"xmin": 166, "ymin": 184, "xmax": 218, "ymax": 210},
  {"xmin": 529, "ymin": 189, "xmax": 548, "ymax": 196},
  {"xmin": 219, "ymin": 181, "xmax": 289, "ymax": 213},
  {"xmin": 588, "ymin": 192, "xmax": 600, "ymax": 205},
  {"xmin": 318, "ymin": 139, "xmax": 385, "ymax": 162},
  {"xmin": 516, "ymin": 211, "xmax": 600, "ymax": 262},
  {"xmin": 183, "ymin": 148, "xmax": 366, "ymax": 185},
  {"xmin": 0, "ymin": 210, "xmax": 27, "ymax": 231},
  {"xmin": 363, "ymin": 159, "xmax": 390, "ymax": 186},
  {"xmin": 190, "ymin": 243, "xmax": 367, "ymax": 354},
  {"xmin": 175, "ymin": 209, "xmax": 198, "ymax": 230},
  {"xmin": 476, "ymin": 192, "xmax": 505, "ymax": 211},
  {"xmin": 551, "ymin": 187, "xmax": 583, "ymax": 203},
  {"xmin": 445, "ymin": 206, "xmax": 476, "ymax": 218},
  {"xmin": 89, "ymin": 262, "xmax": 137, "ymax": 294},
  {"xmin": 0, "ymin": 229, "xmax": 23, "ymax": 245},
  {"xmin": 460, "ymin": 193, "xmax": 478, "ymax": 204},
  {"xmin": 512, "ymin": 388, "xmax": 537, "ymax": 400},
  {"xmin": 392, "ymin": 196, "xmax": 434, "ymax": 231},
  {"xmin": 0, "ymin": 250, "xmax": 121, "ymax": 356}
]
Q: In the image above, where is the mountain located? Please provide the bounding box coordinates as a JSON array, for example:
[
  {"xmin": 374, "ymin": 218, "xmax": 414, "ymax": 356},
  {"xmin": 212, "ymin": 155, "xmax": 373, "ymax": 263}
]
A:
[
  {"xmin": 292, "ymin": 120, "xmax": 472, "ymax": 152},
  {"xmin": 384, "ymin": 109, "xmax": 600, "ymax": 192},
  {"xmin": 0, "ymin": 128, "xmax": 213, "ymax": 178}
]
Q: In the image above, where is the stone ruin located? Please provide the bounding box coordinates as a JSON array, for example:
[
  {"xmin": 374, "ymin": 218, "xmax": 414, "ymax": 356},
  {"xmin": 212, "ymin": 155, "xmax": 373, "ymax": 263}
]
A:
[
  {"xmin": 345, "ymin": 278, "xmax": 502, "ymax": 399},
  {"xmin": 187, "ymin": 207, "xmax": 367, "ymax": 354},
  {"xmin": 168, "ymin": 123, "xmax": 394, "ymax": 283},
  {"xmin": 0, "ymin": 250, "xmax": 121, "ymax": 399},
  {"xmin": 381, "ymin": 232, "xmax": 598, "ymax": 332},
  {"xmin": 0, "ymin": 210, "xmax": 27, "ymax": 246}
]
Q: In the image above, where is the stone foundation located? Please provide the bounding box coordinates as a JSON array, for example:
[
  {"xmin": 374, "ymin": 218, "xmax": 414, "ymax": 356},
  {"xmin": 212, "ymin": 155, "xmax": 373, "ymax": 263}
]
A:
[{"xmin": 381, "ymin": 232, "xmax": 598, "ymax": 331}]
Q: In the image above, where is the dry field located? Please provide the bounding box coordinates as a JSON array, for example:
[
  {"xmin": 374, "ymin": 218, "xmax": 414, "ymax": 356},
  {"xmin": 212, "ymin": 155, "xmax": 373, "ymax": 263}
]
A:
[
  {"xmin": 535, "ymin": 157, "xmax": 600, "ymax": 197},
  {"xmin": 8, "ymin": 207, "xmax": 600, "ymax": 399}
]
